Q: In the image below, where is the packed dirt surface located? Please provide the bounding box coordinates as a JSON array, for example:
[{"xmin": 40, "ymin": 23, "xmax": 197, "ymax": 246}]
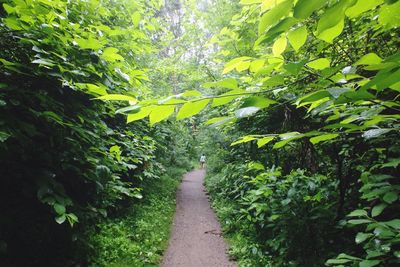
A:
[{"xmin": 161, "ymin": 169, "xmax": 236, "ymax": 267}]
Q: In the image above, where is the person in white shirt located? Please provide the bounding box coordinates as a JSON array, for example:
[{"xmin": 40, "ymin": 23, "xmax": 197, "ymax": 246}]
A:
[{"xmin": 199, "ymin": 154, "xmax": 206, "ymax": 169}]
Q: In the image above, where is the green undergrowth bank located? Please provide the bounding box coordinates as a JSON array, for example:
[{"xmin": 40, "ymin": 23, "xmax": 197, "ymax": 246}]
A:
[
  {"xmin": 84, "ymin": 166, "xmax": 188, "ymax": 267},
  {"xmin": 205, "ymin": 168, "xmax": 266, "ymax": 267}
]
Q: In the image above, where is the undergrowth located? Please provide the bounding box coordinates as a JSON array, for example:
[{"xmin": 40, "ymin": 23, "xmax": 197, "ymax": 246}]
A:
[{"xmin": 84, "ymin": 166, "xmax": 187, "ymax": 267}]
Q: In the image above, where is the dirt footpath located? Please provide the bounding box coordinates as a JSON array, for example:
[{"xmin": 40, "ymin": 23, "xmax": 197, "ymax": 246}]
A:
[{"xmin": 161, "ymin": 169, "xmax": 236, "ymax": 267}]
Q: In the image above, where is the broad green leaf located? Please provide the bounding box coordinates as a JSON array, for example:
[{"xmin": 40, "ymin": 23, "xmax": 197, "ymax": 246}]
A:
[
  {"xmin": 75, "ymin": 83, "xmax": 107, "ymax": 96},
  {"xmin": 101, "ymin": 47, "xmax": 124, "ymax": 62},
  {"xmin": 203, "ymin": 78, "xmax": 238, "ymax": 90},
  {"xmin": 231, "ymin": 135, "xmax": 257, "ymax": 146},
  {"xmin": 326, "ymin": 258, "xmax": 352, "ymax": 265},
  {"xmin": 234, "ymin": 107, "xmax": 260, "ymax": 118},
  {"xmin": 355, "ymin": 232, "xmax": 372, "ymax": 244},
  {"xmin": 310, "ymin": 134, "xmax": 339, "ymax": 144},
  {"xmin": 347, "ymin": 209, "xmax": 368, "ymax": 217},
  {"xmin": 345, "ymin": 0, "xmax": 383, "ymax": 18},
  {"xmin": 362, "ymin": 128, "xmax": 391, "ymax": 139},
  {"xmin": 206, "ymin": 117, "xmax": 228, "ymax": 125},
  {"xmin": 385, "ymin": 219, "xmax": 400, "ymax": 229},
  {"xmin": 75, "ymin": 36, "xmax": 104, "ymax": 50},
  {"xmin": 306, "ymin": 58, "xmax": 331, "ymax": 70},
  {"xmin": 371, "ymin": 203, "xmax": 387, "ymax": 217},
  {"xmin": 315, "ymin": 0, "xmax": 355, "ymax": 36},
  {"xmin": 348, "ymin": 219, "xmax": 371, "ymax": 224},
  {"xmin": 223, "ymin": 57, "xmax": 252, "ymax": 74},
  {"xmin": 378, "ymin": 1, "xmax": 400, "ymax": 29},
  {"xmin": 383, "ymin": 191, "xmax": 398, "ymax": 204},
  {"xmin": 32, "ymin": 58, "xmax": 56, "ymax": 67},
  {"xmin": 317, "ymin": 18, "xmax": 344, "ymax": 43},
  {"xmin": 273, "ymin": 132, "xmax": 304, "ymax": 149},
  {"xmin": 287, "ymin": 26, "xmax": 307, "ymax": 51},
  {"xmin": 272, "ymin": 36, "xmax": 287, "ymax": 56},
  {"xmin": 131, "ymin": 11, "xmax": 141, "ymax": 27},
  {"xmin": 258, "ymin": 0, "xmax": 293, "ymax": 35},
  {"xmin": 257, "ymin": 136, "xmax": 275, "ymax": 147},
  {"xmin": 355, "ymin": 53, "xmax": 382, "ymax": 65},
  {"xmin": 55, "ymin": 214, "xmax": 66, "ymax": 224},
  {"xmin": 96, "ymin": 94, "xmax": 137, "ymax": 102},
  {"xmin": 250, "ymin": 59, "xmax": 265, "ymax": 73},
  {"xmin": 149, "ymin": 105, "xmax": 175, "ymax": 126},
  {"xmin": 261, "ymin": 0, "xmax": 286, "ymax": 11},
  {"xmin": 176, "ymin": 99, "xmax": 210, "ymax": 120},
  {"xmin": 53, "ymin": 203, "xmax": 66, "ymax": 215},
  {"xmin": 241, "ymin": 96, "xmax": 276, "ymax": 109},
  {"xmin": 127, "ymin": 106, "xmax": 153, "ymax": 123},
  {"xmin": 359, "ymin": 260, "xmax": 380, "ymax": 267},
  {"xmin": 327, "ymin": 87, "xmax": 351, "ymax": 99},
  {"xmin": 212, "ymin": 89, "xmax": 244, "ymax": 107},
  {"xmin": 236, "ymin": 61, "xmax": 251, "ymax": 72},
  {"xmin": 293, "ymin": 0, "xmax": 326, "ymax": 19}
]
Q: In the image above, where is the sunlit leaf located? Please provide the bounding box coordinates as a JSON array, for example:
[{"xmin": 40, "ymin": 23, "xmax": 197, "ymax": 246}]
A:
[{"xmin": 176, "ymin": 99, "xmax": 210, "ymax": 120}]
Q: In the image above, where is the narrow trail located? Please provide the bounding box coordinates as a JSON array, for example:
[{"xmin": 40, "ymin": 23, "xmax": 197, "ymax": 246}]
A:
[{"xmin": 161, "ymin": 169, "xmax": 236, "ymax": 267}]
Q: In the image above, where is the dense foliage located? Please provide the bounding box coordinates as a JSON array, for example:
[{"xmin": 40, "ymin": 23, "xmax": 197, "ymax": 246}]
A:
[
  {"xmin": 1, "ymin": 0, "xmax": 399, "ymax": 266},
  {"xmin": 0, "ymin": 0, "xmax": 195, "ymax": 266}
]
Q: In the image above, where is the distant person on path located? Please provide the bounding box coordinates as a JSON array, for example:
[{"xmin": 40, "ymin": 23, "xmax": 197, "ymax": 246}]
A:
[{"xmin": 199, "ymin": 154, "xmax": 206, "ymax": 169}]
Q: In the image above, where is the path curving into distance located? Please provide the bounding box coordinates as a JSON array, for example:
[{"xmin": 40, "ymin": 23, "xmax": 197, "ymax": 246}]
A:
[{"xmin": 161, "ymin": 169, "xmax": 236, "ymax": 267}]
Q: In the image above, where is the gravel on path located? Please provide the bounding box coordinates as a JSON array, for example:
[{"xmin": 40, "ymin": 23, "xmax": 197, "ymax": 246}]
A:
[{"xmin": 161, "ymin": 169, "xmax": 236, "ymax": 267}]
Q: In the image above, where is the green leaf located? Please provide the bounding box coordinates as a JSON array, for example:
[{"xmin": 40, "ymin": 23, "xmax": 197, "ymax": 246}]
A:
[
  {"xmin": 362, "ymin": 128, "xmax": 392, "ymax": 139},
  {"xmin": 176, "ymin": 99, "xmax": 210, "ymax": 120},
  {"xmin": 315, "ymin": 0, "xmax": 355, "ymax": 36},
  {"xmin": 355, "ymin": 232, "xmax": 372, "ymax": 244},
  {"xmin": 242, "ymin": 96, "xmax": 276, "ymax": 109},
  {"xmin": 223, "ymin": 57, "xmax": 252, "ymax": 74},
  {"xmin": 317, "ymin": 18, "xmax": 344, "ymax": 43},
  {"xmin": 127, "ymin": 106, "xmax": 153, "ymax": 123},
  {"xmin": 383, "ymin": 191, "xmax": 398, "ymax": 204},
  {"xmin": 306, "ymin": 58, "xmax": 331, "ymax": 70},
  {"xmin": 371, "ymin": 203, "xmax": 387, "ymax": 217},
  {"xmin": 0, "ymin": 131, "xmax": 10, "ymax": 142},
  {"xmin": 355, "ymin": 53, "xmax": 383, "ymax": 65},
  {"xmin": 205, "ymin": 116, "xmax": 235, "ymax": 127},
  {"xmin": 293, "ymin": 0, "xmax": 326, "ymax": 19},
  {"xmin": 234, "ymin": 107, "xmax": 260, "ymax": 118},
  {"xmin": 310, "ymin": 134, "xmax": 339, "ymax": 144},
  {"xmin": 53, "ymin": 203, "xmax": 66, "ymax": 215},
  {"xmin": 75, "ymin": 36, "xmax": 104, "ymax": 50},
  {"xmin": 231, "ymin": 135, "xmax": 257, "ymax": 146},
  {"xmin": 378, "ymin": 1, "xmax": 400, "ymax": 29},
  {"xmin": 272, "ymin": 36, "xmax": 287, "ymax": 56},
  {"xmin": 55, "ymin": 214, "xmax": 66, "ymax": 224},
  {"xmin": 258, "ymin": 0, "xmax": 293, "ymax": 35},
  {"xmin": 203, "ymin": 78, "xmax": 238, "ymax": 90},
  {"xmin": 345, "ymin": 0, "xmax": 383, "ymax": 18},
  {"xmin": 212, "ymin": 89, "xmax": 244, "ymax": 107},
  {"xmin": 96, "ymin": 94, "xmax": 137, "ymax": 102},
  {"xmin": 326, "ymin": 258, "xmax": 352, "ymax": 265},
  {"xmin": 359, "ymin": 260, "xmax": 380, "ymax": 267},
  {"xmin": 32, "ymin": 58, "xmax": 56, "ymax": 67},
  {"xmin": 257, "ymin": 136, "xmax": 275, "ymax": 147},
  {"xmin": 101, "ymin": 47, "xmax": 124, "ymax": 62},
  {"xmin": 348, "ymin": 209, "xmax": 368, "ymax": 217},
  {"xmin": 149, "ymin": 105, "xmax": 175, "ymax": 126},
  {"xmin": 287, "ymin": 26, "xmax": 308, "ymax": 51},
  {"xmin": 348, "ymin": 219, "xmax": 371, "ymax": 225},
  {"xmin": 75, "ymin": 83, "xmax": 107, "ymax": 96}
]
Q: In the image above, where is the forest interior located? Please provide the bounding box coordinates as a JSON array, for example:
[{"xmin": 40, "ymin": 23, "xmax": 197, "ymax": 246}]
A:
[{"xmin": 0, "ymin": 0, "xmax": 400, "ymax": 266}]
